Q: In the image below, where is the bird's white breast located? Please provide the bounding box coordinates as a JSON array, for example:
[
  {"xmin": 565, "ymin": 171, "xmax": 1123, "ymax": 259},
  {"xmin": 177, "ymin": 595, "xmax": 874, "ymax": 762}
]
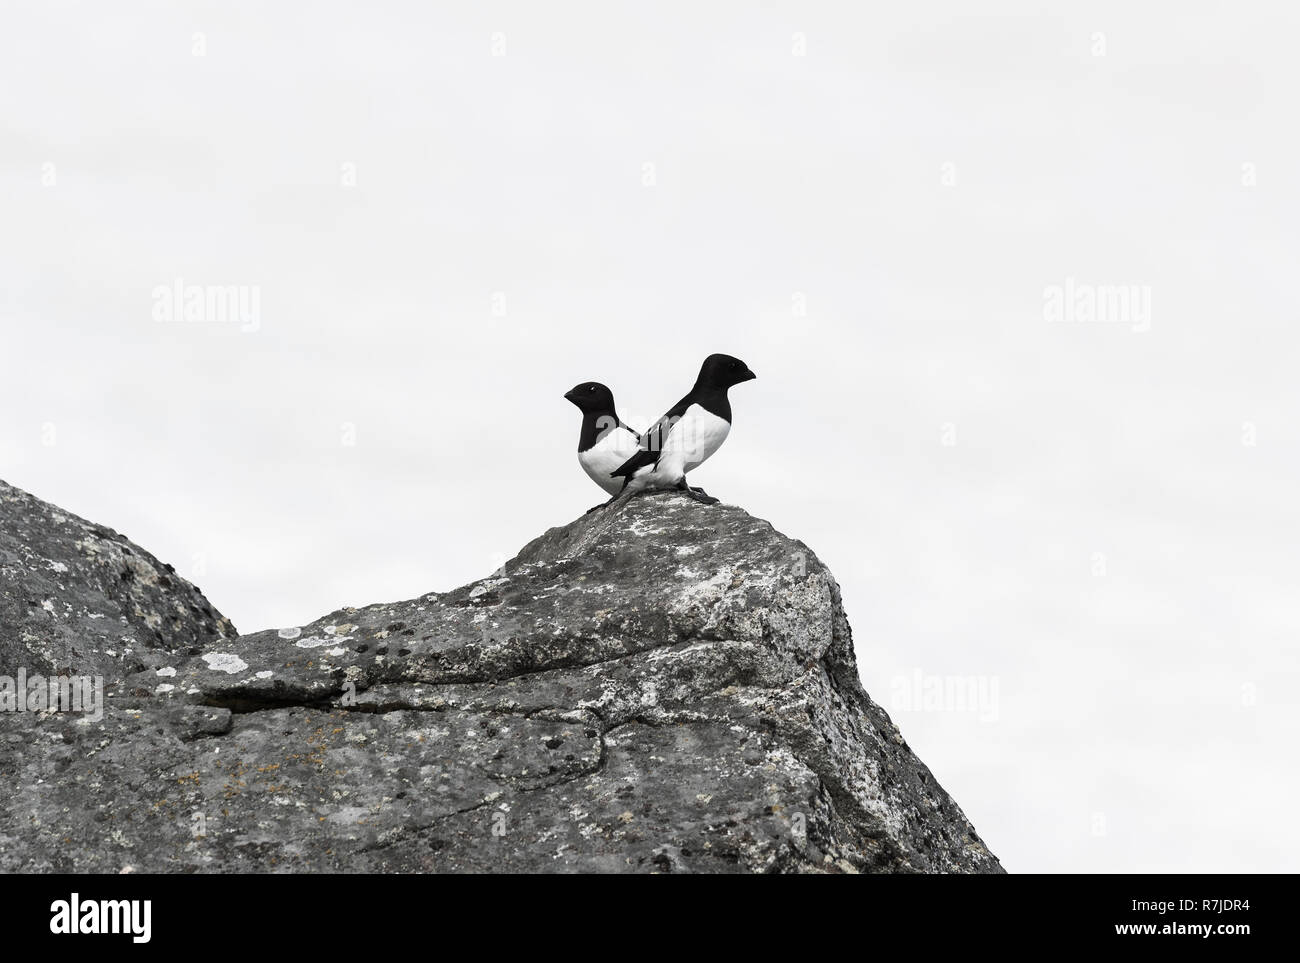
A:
[
  {"xmin": 578, "ymin": 426, "xmax": 640, "ymax": 495},
  {"xmin": 661, "ymin": 404, "xmax": 731, "ymax": 476}
]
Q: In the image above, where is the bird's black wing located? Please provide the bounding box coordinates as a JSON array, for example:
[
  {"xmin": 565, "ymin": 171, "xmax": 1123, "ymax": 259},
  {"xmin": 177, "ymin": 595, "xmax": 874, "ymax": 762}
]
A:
[{"xmin": 609, "ymin": 395, "xmax": 693, "ymax": 482}]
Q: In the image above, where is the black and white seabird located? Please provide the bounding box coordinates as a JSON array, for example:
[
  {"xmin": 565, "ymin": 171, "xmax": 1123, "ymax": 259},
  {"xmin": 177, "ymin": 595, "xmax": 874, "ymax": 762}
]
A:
[
  {"xmin": 608, "ymin": 353, "xmax": 756, "ymax": 504},
  {"xmin": 564, "ymin": 382, "xmax": 642, "ymax": 499}
]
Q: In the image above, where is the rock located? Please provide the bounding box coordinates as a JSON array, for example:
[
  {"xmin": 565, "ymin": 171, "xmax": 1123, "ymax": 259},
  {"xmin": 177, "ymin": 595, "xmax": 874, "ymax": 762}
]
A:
[
  {"xmin": 0, "ymin": 481, "xmax": 1002, "ymax": 873},
  {"xmin": 0, "ymin": 479, "xmax": 236, "ymax": 684}
]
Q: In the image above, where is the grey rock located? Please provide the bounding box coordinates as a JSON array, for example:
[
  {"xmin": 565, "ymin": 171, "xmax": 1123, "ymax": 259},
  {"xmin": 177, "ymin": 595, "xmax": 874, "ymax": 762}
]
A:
[
  {"xmin": 0, "ymin": 479, "xmax": 236, "ymax": 684},
  {"xmin": 0, "ymin": 482, "xmax": 1002, "ymax": 873}
]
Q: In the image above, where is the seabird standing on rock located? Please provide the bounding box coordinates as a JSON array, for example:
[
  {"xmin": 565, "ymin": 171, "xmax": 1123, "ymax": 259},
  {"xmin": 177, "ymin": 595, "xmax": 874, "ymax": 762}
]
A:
[
  {"xmin": 608, "ymin": 353, "xmax": 756, "ymax": 505},
  {"xmin": 564, "ymin": 382, "xmax": 642, "ymax": 505}
]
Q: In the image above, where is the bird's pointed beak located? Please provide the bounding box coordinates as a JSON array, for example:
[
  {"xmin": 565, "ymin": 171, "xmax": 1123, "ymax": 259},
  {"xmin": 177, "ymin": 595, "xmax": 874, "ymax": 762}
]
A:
[{"xmin": 741, "ymin": 368, "xmax": 757, "ymax": 382}]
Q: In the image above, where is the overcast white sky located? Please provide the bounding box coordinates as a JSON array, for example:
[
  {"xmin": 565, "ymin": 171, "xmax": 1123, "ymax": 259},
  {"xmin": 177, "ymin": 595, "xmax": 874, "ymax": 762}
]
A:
[{"xmin": 3, "ymin": 1, "xmax": 1298, "ymax": 873}]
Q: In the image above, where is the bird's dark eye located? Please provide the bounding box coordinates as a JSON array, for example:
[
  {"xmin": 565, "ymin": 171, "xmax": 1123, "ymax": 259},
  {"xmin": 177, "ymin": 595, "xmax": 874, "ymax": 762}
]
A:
[
  {"xmin": 730, "ymin": 361, "xmax": 738, "ymax": 368},
  {"xmin": 588, "ymin": 386, "xmax": 596, "ymax": 392}
]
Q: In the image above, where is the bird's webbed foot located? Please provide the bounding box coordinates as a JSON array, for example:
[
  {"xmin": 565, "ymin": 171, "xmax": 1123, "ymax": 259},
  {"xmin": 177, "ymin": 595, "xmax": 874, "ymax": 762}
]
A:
[{"xmin": 675, "ymin": 478, "xmax": 718, "ymax": 505}]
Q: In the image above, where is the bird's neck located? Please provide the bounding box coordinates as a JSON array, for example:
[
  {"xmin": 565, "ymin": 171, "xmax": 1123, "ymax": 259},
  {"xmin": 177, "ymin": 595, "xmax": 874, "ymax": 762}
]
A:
[
  {"xmin": 578, "ymin": 409, "xmax": 622, "ymax": 452},
  {"xmin": 689, "ymin": 383, "xmax": 732, "ymax": 421}
]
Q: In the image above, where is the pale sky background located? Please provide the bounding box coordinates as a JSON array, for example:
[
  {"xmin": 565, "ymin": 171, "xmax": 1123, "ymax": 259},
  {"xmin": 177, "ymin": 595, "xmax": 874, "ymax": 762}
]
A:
[{"xmin": 2, "ymin": 1, "xmax": 1297, "ymax": 873}]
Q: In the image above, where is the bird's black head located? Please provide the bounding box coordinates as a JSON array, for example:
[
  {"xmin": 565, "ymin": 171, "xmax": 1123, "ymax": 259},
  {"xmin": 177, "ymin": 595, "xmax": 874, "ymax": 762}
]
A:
[
  {"xmin": 564, "ymin": 381, "xmax": 617, "ymax": 413},
  {"xmin": 696, "ymin": 353, "xmax": 757, "ymax": 390}
]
